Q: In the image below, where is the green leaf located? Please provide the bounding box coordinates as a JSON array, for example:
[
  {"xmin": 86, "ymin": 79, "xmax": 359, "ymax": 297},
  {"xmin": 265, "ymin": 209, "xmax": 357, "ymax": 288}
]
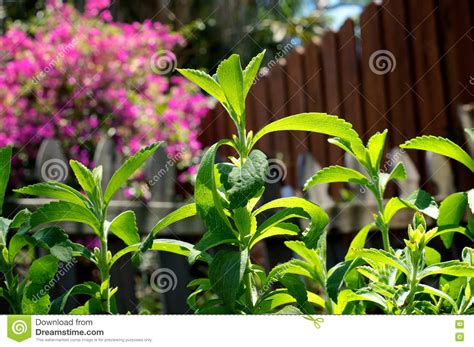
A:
[
  {"xmin": 326, "ymin": 258, "xmax": 365, "ymax": 302},
  {"xmin": 279, "ymin": 274, "xmax": 315, "ymax": 314},
  {"xmin": 345, "ymin": 224, "xmax": 374, "ymax": 261},
  {"xmin": 0, "ymin": 146, "xmax": 12, "ymax": 214},
  {"xmin": 112, "ymin": 239, "xmax": 211, "ymax": 267},
  {"xmin": 49, "ymin": 281, "xmax": 100, "ymax": 314},
  {"xmin": 354, "ymin": 248, "xmax": 409, "ymax": 275},
  {"xmin": 254, "ymin": 197, "xmax": 329, "ymax": 248},
  {"xmin": 250, "ymin": 222, "xmax": 299, "ymax": 248},
  {"xmin": 22, "ymin": 291, "xmax": 51, "ymax": 314},
  {"xmin": 217, "ymin": 54, "xmax": 244, "ymax": 117},
  {"xmin": 367, "ymin": 130, "xmax": 387, "ymax": 171},
  {"xmin": 304, "ymin": 165, "xmax": 368, "ymax": 190},
  {"xmin": 219, "ymin": 149, "xmax": 268, "ymax": 209},
  {"xmin": 468, "ymin": 189, "xmax": 474, "ymax": 214},
  {"xmin": 425, "ymin": 247, "xmax": 441, "ymax": 265},
  {"xmin": 195, "ymin": 141, "xmax": 237, "ymax": 251},
  {"xmin": 69, "ymin": 160, "xmax": 96, "ymax": 195},
  {"xmin": 33, "ymin": 226, "xmax": 72, "ymax": 260},
  {"xmin": 243, "ymin": 50, "xmax": 265, "ymax": 98},
  {"xmin": 209, "ymin": 250, "xmax": 247, "ymax": 309},
  {"xmin": 10, "ymin": 209, "xmax": 31, "ymax": 229},
  {"xmin": 104, "ymin": 142, "xmax": 162, "ymax": 204},
  {"xmin": 383, "ymin": 189, "xmax": 439, "ymax": 224},
  {"xmin": 380, "ymin": 162, "xmax": 407, "ymax": 191},
  {"xmin": 401, "ymin": 135, "xmax": 474, "ymax": 172},
  {"xmin": 284, "ymin": 240, "xmax": 320, "ymax": 267},
  {"xmin": 69, "ymin": 298, "xmax": 103, "ymax": 314},
  {"xmin": 141, "ymin": 203, "xmax": 197, "ymax": 252},
  {"xmin": 14, "ymin": 182, "xmax": 88, "ymax": 207},
  {"xmin": 177, "ymin": 68, "xmax": 226, "ymax": 103},
  {"xmin": 335, "ymin": 289, "xmax": 387, "ymax": 314},
  {"xmin": 252, "ymin": 113, "xmax": 365, "ymax": 158},
  {"xmin": 419, "ymin": 261, "xmax": 474, "ymax": 279},
  {"xmin": 31, "ymin": 201, "xmax": 100, "ymax": 234},
  {"xmin": 108, "ymin": 210, "xmax": 139, "ymax": 246},
  {"xmin": 29, "ymin": 255, "xmax": 58, "ymax": 286},
  {"xmin": 438, "ymin": 192, "xmax": 468, "ymax": 248},
  {"xmin": 418, "ymin": 284, "xmax": 457, "ymax": 312},
  {"xmin": 8, "ymin": 234, "xmax": 36, "ymax": 262}
]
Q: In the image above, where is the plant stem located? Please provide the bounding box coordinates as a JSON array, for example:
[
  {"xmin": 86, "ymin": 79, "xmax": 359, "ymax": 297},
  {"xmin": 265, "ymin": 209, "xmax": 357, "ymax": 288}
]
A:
[
  {"xmin": 4, "ymin": 265, "xmax": 20, "ymax": 314},
  {"xmin": 98, "ymin": 228, "xmax": 111, "ymax": 313},
  {"xmin": 405, "ymin": 252, "xmax": 420, "ymax": 313},
  {"xmin": 244, "ymin": 257, "xmax": 254, "ymax": 312}
]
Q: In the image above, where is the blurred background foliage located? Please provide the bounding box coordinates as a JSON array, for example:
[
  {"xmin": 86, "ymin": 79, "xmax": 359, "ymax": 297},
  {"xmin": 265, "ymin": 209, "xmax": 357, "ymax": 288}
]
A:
[{"xmin": 1, "ymin": 0, "xmax": 371, "ymax": 70}]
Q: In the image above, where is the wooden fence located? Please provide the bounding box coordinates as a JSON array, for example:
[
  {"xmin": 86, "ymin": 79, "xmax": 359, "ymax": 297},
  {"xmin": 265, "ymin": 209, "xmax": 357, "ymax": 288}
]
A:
[{"xmin": 199, "ymin": 0, "xmax": 474, "ymax": 197}]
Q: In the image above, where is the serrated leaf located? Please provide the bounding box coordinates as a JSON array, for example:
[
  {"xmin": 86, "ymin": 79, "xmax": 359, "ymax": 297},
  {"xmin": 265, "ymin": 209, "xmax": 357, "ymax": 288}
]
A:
[
  {"xmin": 209, "ymin": 250, "xmax": 247, "ymax": 309},
  {"xmin": 29, "ymin": 255, "xmax": 58, "ymax": 286},
  {"xmin": 243, "ymin": 50, "xmax": 265, "ymax": 98},
  {"xmin": 383, "ymin": 189, "xmax": 439, "ymax": 224},
  {"xmin": 367, "ymin": 130, "xmax": 387, "ymax": 171},
  {"xmin": 177, "ymin": 68, "xmax": 226, "ymax": 102},
  {"xmin": 104, "ymin": 142, "xmax": 162, "ymax": 204},
  {"xmin": 345, "ymin": 223, "xmax": 374, "ymax": 261},
  {"xmin": 0, "ymin": 146, "xmax": 12, "ymax": 214},
  {"xmin": 252, "ymin": 113, "xmax": 365, "ymax": 159},
  {"xmin": 254, "ymin": 197, "xmax": 329, "ymax": 248},
  {"xmin": 217, "ymin": 54, "xmax": 244, "ymax": 117},
  {"xmin": 304, "ymin": 165, "xmax": 368, "ymax": 190},
  {"xmin": 380, "ymin": 162, "xmax": 407, "ymax": 191},
  {"xmin": 326, "ymin": 258, "xmax": 365, "ymax": 302},
  {"xmin": 250, "ymin": 222, "xmax": 299, "ymax": 248},
  {"xmin": 353, "ymin": 248, "xmax": 409, "ymax": 275},
  {"xmin": 141, "ymin": 203, "xmax": 196, "ymax": 252},
  {"xmin": 49, "ymin": 281, "xmax": 100, "ymax": 314},
  {"xmin": 108, "ymin": 210, "xmax": 140, "ymax": 246},
  {"xmin": 14, "ymin": 182, "xmax": 88, "ymax": 207},
  {"xmin": 335, "ymin": 289, "xmax": 387, "ymax": 314},
  {"xmin": 438, "ymin": 192, "xmax": 468, "ymax": 248},
  {"xmin": 69, "ymin": 160, "xmax": 96, "ymax": 195},
  {"xmin": 401, "ymin": 135, "xmax": 474, "ymax": 172},
  {"xmin": 31, "ymin": 201, "xmax": 100, "ymax": 234},
  {"xmin": 425, "ymin": 246, "xmax": 441, "ymax": 266},
  {"xmin": 219, "ymin": 150, "xmax": 268, "ymax": 209},
  {"xmin": 419, "ymin": 261, "xmax": 474, "ymax": 279},
  {"xmin": 195, "ymin": 141, "xmax": 237, "ymax": 251}
]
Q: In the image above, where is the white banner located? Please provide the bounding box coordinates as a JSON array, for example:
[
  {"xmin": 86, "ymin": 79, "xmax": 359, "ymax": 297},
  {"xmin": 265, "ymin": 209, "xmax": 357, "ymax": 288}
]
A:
[{"xmin": 0, "ymin": 315, "xmax": 470, "ymax": 346}]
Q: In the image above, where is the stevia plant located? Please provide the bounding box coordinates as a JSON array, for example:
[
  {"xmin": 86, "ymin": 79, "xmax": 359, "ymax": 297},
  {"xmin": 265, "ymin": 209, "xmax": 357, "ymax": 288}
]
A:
[
  {"xmin": 139, "ymin": 50, "xmax": 374, "ymax": 314},
  {"xmin": 0, "ymin": 146, "xmax": 84, "ymax": 314},
  {"xmin": 293, "ymin": 128, "xmax": 474, "ymax": 314},
  {"xmin": 14, "ymin": 142, "xmax": 201, "ymax": 313}
]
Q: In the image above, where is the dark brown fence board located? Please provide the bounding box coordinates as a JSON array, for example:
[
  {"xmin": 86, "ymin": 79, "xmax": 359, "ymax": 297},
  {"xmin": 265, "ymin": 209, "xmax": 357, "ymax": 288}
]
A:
[
  {"xmin": 360, "ymin": 3, "xmax": 390, "ymax": 136},
  {"xmin": 285, "ymin": 47, "xmax": 310, "ymax": 173},
  {"xmin": 304, "ymin": 39, "xmax": 329, "ymax": 168},
  {"xmin": 321, "ymin": 31, "xmax": 344, "ymax": 197},
  {"xmin": 337, "ymin": 19, "xmax": 365, "ymax": 138},
  {"xmin": 249, "ymin": 75, "xmax": 273, "ymax": 154},
  {"xmin": 266, "ymin": 60, "xmax": 295, "ymax": 185},
  {"xmin": 381, "ymin": 0, "xmax": 418, "ymax": 147}
]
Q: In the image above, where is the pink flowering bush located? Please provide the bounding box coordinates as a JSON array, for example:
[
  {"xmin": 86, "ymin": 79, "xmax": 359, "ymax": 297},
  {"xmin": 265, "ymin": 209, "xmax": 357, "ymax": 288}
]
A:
[{"xmin": 0, "ymin": 0, "xmax": 209, "ymax": 194}]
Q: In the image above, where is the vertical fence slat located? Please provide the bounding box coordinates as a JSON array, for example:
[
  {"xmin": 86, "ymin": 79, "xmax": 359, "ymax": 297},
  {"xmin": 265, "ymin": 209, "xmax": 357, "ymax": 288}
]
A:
[
  {"xmin": 337, "ymin": 19, "xmax": 365, "ymax": 137},
  {"xmin": 321, "ymin": 31, "xmax": 344, "ymax": 198},
  {"xmin": 266, "ymin": 60, "xmax": 294, "ymax": 186},
  {"xmin": 381, "ymin": 0, "xmax": 418, "ymax": 147},
  {"xmin": 285, "ymin": 47, "xmax": 310, "ymax": 166},
  {"xmin": 304, "ymin": 39, "xmax": 329, "ymax": 168},
  {"xmin": 249, "ymin": 75, "xmax": 273, "ymax": 154},
  {"xmin": 360, "ymin": 3, "xmax": 390, "ymax": 136}
]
